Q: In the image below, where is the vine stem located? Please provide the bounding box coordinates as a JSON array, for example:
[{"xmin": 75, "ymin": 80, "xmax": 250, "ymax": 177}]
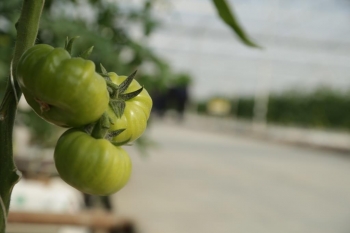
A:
[
  {"xmin": 0, "ymin": 0, "xmax": 45, "ymax": 231},
  {"xmin": 91, "ymin": 112, "xmax": 111, "ymax": 139}
]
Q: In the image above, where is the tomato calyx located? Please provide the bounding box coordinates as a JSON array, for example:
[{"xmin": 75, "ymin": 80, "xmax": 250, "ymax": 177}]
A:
[
  {"xmin": 108, "ymin": 86, "xmax": 143, "ymax": 118},
  {"xmin": 88, "ymin": 112, "xmax": 126, "ymax": 140},
  {"xmin": 99, "ymin": 65, "xmax": 144, "ymax": 119}
]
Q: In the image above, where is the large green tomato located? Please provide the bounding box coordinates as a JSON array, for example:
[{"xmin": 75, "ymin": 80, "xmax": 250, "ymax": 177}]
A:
[
  {"xmin": 54, "ymin": 129, "xmax": 132, "ymax": 196},
  {"xmin": 17, "ymin": 44, "xmax": 109, "ymax": 127},
  {"xmin": 107, "ymin": 72, "xmax": 152, "ymax": 145}
]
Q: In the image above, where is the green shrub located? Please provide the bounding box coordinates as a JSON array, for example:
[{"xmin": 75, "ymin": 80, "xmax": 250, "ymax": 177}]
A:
[{"xmin": 196, "ymin": 87, "xmax": 350, "ymax": 130}]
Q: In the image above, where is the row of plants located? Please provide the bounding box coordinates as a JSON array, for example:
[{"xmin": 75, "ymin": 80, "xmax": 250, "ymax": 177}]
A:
[{"xmin": 197, "ymin": 87, "xmax": 350, "ymax": 130}]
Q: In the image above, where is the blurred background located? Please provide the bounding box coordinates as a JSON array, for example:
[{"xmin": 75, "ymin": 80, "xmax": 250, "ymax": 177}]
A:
[{"xmin": 2, "ymin": 0, "xmax": 350, "ymax": 232}]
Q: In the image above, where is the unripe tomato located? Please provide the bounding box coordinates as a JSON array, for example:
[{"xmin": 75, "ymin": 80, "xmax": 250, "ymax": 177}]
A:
[
  {"xmin": 17, "ymin": 44, "xmax": 109, "ymax": 127},
  {"xmin": 107, "ymin": 72, "xmax": 152, "ymax": 145},
  {"xmin": 54, "ymin": 129, "xmax": 132, "ymax": 196}
]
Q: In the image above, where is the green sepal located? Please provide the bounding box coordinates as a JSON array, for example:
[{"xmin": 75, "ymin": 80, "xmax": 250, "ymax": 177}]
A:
[
  {"xmin": 100, "ymin": 114, "xmax": 111, "ymax": 130},
  {"xmin": 119, "ymin": 87, "xmax": 143, "ymax": 101},
  {"xmin": 100, "ymin": 64, "xmax": 109, "ymax": 76},
  {"xmin": 100, "ymin": 63, "xmax": 112, "ymax": 78},
  {"xmin": 108, "ymin": 115, "xmax": 114, "ymax": 125},
  {"xmin": 118, "ymin": 70, "xmax": 137, "ymax": 94},
  {"xmin": 106, "ymin": 80, "xmax": 119, "ymax": 90},
  {"xmin": 106, "ymin": 129, "xmax": 126, "ymax": 141},
  {"xmin": 80, "ymin": 46, "xmax": 94, "ymax": 59},
  {"xmin": 107, "ymin": 86, "xmax": 114, "ymax": 95},
  {"xmin": 83, "ymin": 123, "xmax": 95, "ymax": 134},
  {"xmin": 109, "ymin": 99, "xmax": 125, "ymax": 118},
  {"xmin": 101, "ymin": 73, "xmax": 111, "ymax": 82},
  {"xmin": 64, "ymin": 36, "xmax": 80, "ymax": 54},
  {"xmin": 103, "ymin": 70, "xmax": 139, "ymax": 99},
  {"xmin": 111, "ymin": 138, "xmax": 131, "ymax": 147}
]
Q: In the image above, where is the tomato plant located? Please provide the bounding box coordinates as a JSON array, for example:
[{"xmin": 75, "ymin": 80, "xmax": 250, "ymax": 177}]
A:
[
  {"xmin": 106, "ymin": 72, "xmax": 153, "ymax": 145},
  {"xmin": 17, "ymin": 44, "xmax": 109, "ymax": 127},
  {"xmin": 54, "ymin": 129, "xmax": 132, "ymax": 196}
]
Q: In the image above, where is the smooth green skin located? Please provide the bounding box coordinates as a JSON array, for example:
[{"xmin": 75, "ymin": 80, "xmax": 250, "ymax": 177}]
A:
[
  {"xmin": 17, "ymin": 44, "xmax": 109, "ymax": 127},
  {"xmin": 107, "ymin": 72, "xmax": 153, "ymax": 145},
  {"xmin": 54, "ymin": 129, "xmax": 132, "ymax": 196}
]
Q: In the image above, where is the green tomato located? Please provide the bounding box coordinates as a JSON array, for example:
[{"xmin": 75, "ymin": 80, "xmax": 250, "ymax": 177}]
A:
[
  {"xmin": 107, "ymin": 72, "xmax": 152, "ymax": 145},
  {"xmin": 17, "ymin": 44, "xmax": 109, "ymax": 127},
  {"xmin": 54, "ymin": 129, "xmax": 132, "ymax": 196}
]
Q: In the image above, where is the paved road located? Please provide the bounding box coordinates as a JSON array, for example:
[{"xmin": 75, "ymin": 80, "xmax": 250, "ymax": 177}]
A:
[{"xmin": 114, "ymin": 120, "xmax": 350, "ymax": 233}]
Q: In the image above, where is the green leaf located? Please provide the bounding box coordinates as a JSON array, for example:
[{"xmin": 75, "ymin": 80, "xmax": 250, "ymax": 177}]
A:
[{"xmin": 212, "ymin": 0, "xmax": 260, "ymax": 48}]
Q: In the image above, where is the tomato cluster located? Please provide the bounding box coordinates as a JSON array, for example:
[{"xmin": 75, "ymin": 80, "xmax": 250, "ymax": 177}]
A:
[{"xmin": 17, "ymin": 40, "xmax": 152, "ymax": 195}]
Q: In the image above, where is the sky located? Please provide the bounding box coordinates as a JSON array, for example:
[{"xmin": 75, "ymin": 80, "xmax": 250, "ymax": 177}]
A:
[{"xmin": 142, "ymin": 0, "xmax": 350, "ymax": 99}]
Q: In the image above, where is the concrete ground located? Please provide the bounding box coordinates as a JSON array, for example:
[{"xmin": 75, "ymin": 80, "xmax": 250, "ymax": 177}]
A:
[{"xmin": 114, "ymin": 118, "xmax": 350, "ymax": 233}]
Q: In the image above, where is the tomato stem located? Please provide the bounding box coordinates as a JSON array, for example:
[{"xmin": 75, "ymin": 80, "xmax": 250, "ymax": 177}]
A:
[
  {"xmin": 0, "ymin": 0, "xmax": 45, "ymax": 230},
  {"xmin": 91, "ymin": 112, "xmax": 111, "ymax": 139}
]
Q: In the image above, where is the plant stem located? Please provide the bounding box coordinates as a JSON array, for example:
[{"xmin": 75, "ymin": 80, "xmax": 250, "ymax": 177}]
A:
[
  {"xmin": 0, "ymin": 0, "xmax": 45, "ymax": 231},
  {"xmin": 91, "ymin": 112, "xmax": 111, "ymax": 139}
]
